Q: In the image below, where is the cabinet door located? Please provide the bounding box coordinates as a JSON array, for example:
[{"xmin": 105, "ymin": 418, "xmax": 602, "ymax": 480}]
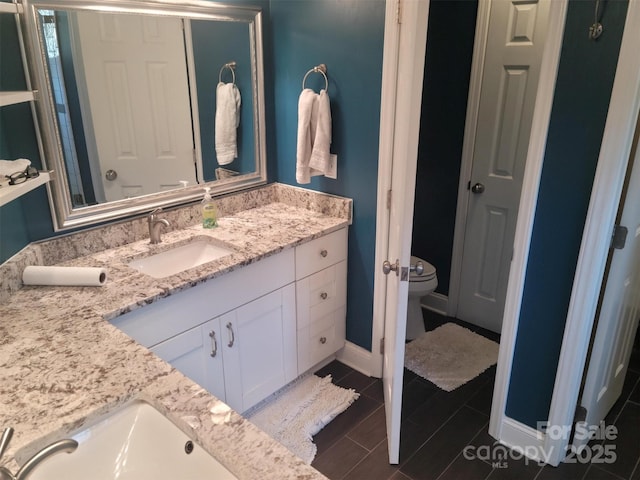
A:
[
  {"xmin": 150, "ymin": 318, "xmax": 226, "ymax": 402},
  {"xmin": 222, "ymin": 284, "xmax": 297, "ymax": 413}
]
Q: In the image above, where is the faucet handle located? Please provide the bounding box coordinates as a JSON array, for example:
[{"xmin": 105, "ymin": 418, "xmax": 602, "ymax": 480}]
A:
[
  {"xmin": 0, "ymin": 428, "xmax": 13, "ymax": 460},
  {"xmin": 149, "ymin": 207, "xmax": 163, "ymax": 219}
]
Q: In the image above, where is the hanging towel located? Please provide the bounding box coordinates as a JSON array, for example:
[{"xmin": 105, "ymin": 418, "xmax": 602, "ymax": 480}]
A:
[
  {"xmin": 309, "ymin": 90, "xmax": 332, "ymax": 174},
  {"xmin": 0, "ymin": 158, "xmax": 31, "ymax": 177},
  {"xmin": 296, "ymin": 89, "xmax": 333, "ymax": 184},
  {"xmin": 215, "ymin": 82, "xmax": 241, "ymax": 166}
]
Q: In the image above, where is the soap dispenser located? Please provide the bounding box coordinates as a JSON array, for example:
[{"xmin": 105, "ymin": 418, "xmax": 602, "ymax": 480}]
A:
[{"xmin": 202, "ymin": 187, "xmax": 218, "ymax": 228}]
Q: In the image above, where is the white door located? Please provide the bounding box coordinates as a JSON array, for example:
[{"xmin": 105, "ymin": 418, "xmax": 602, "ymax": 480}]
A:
[
  {"xmin": 456, "ymin": 0, "xmax": 550, "ymax": 332},
  {"xmin": 150, "ymin": 318, "xmax": 226, "ymax": 403},
  {"xmin": 72, "ymin": 11, "xmax": 196, "ymax": 202},
  {"xmin": 222, "ymin": 285, "xmax": 297, "ymax": 413},
  {"xmin": 576, "ymin": 120, "xmax": 640, "ymax": 450},
  {"xmin": 378, "ymin": 0, "xmax": 430, "ymax": 464}
]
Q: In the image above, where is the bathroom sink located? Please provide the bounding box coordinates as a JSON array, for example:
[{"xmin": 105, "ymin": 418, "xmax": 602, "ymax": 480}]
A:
[
  {"xmin": 128, "ymin": 239, "xmax": 234, "ymax": 278},
  {"xmin": 29, "ymin": 401, "xmax": 237, "ymax": 480}
]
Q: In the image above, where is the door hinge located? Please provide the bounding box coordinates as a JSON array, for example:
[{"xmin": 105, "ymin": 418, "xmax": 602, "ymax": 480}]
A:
[
  {"xmin": 611, "ymin": 224, "xmax": 628, "ymax": 250},
  {"xmin": 380, "ymin": 337, "xmax": 385, "ymax": 355},
  {"xmin": 387, "ymin": 189, "xmax": 392, "ymax": 209},
  {"xmin": 396, "ymin": 0, "xmax": 402, "ymax": 24}
]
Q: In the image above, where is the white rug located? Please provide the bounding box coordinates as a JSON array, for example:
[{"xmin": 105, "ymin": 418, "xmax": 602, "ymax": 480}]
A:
[
  {"xmin": 245, "ymin": 374, "xmax": 359, "ymax": 464},
  {"xmin": 405, "ymin": 322, "xmax": 499, "ymax": 392}
]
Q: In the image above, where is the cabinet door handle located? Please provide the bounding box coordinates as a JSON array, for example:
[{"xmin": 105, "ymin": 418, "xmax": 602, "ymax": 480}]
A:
[
  {"xmin": 209, "ymin": 330, "xmax": 217, "ymax": 358},
  {"xmin": 226, "ymin": 322, "xmax": 235, "ymax": 348},
  {"xmin": 320, "ymin": 291, "xmax": 328, "ymax": 300},
  {"xmin": 319, "ymin": 336, "xmax": 327, "ymax": 344},
  {"xmin": 320, "ymin": 249, "xmax": 328, "ymax": 258}
]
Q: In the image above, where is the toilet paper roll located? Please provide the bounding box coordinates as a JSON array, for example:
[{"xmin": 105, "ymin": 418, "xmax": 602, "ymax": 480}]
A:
[{"xmin": 22, "ymin": 266, "xmax": 107, "ymax": 287}]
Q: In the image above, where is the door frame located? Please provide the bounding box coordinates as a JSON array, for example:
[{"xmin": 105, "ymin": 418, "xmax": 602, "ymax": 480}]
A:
[
  {"xmin": 447, "ymin": 0, "xmax": 491, "ymax": 317},
  {"xmin": 371, "ymin": 0, "xmax": 567, "ymax": 403}
]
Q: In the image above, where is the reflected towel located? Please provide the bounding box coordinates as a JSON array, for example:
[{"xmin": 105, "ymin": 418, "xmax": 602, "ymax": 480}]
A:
[
  {"xmin": 0, "ymin": 158, "xmax": 31, "ymax": 177},
  {"xmin": 296, "ymin": 89, "xmax": 333, "ymax": 184},
  {"xmin": 215, "ymin": 82, "xmax": 241, "ymax": 166}
]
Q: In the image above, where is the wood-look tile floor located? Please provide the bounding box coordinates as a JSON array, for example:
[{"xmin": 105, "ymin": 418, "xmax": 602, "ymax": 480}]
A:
[{"xmin": 311, "ymin": 311, "xmax": 640, "ymax": 480}]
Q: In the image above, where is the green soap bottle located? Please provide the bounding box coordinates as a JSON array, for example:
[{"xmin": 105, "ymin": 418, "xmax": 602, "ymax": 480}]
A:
[{"xmin": 202, "ymin": 187, "xmax": 217, "ymax": 228}]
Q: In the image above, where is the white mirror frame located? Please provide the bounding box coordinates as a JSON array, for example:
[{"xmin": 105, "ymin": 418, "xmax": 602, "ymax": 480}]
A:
[{"xmin": 20, "ymin": 0, "xmax": 266, "ymax": 231}]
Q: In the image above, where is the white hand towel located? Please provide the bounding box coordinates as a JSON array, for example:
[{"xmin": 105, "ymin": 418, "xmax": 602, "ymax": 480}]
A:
[
  {"xmin": 308, "ymin": 90, "xmax": 332, "ymax": 174},
  {"xmin": 296, "ymin": 89, "xmax": 334, "ymax": 184},
  {"xmin": 0, "ymin": 158, "xmax": 31, "ymax": 177},
  {"xmin": 296, "ymin": 89, "xmax": 321, "ymax": 184},
  {"xmin": 215, "ymin": 82, "xmax": 241, "ymax": 166}
]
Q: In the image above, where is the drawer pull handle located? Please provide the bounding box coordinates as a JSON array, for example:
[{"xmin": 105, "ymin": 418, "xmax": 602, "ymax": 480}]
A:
[
  {"xmin": 320, "ymin": 292, "xmax": 328, "ymax": 300},
  {"xmin": 320, "ymin": 249, "xmax": 328, "ymax": 258},
  {"xmin": 226, "ymin": 322, "xmax": 235, "ymax": 348},
  {"xmin": 209, "ymin": 330, "xmax": 217, "ymax": 358},
  {"xmin": 320, "ymin": 336, "xmax": 327, "ymax": 344}
]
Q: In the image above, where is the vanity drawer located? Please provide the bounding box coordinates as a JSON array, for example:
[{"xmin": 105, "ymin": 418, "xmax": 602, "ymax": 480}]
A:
[
  {"xmin": 297, "ymin": 306, "xmax": 346, "ymax": 373},
  {"xmin": 295, "ymin": 228, "xmax": 347, "ymax": 279},
  {"xmin": 296, "ymin": 260, "xmax": 347, "ymax": 330}
]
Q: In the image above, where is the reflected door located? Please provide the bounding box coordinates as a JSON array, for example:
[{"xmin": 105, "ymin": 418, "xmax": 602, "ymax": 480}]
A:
[
  {"xmin": 73, "ymin": 12, "xmax": 196, "ymax": 202},
  {"xmin": 457, "ymin": 0, "xmax": 550, "ymax": 332}
]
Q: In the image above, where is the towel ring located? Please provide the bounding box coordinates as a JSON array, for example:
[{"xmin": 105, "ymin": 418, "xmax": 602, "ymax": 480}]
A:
[
  {"xmin": 219, "ymin": 61, "xmax": 236, "ymax": 84},
  {"xmin": 302, "ymin": 64, "xmax": 329, "ymax": 92}
]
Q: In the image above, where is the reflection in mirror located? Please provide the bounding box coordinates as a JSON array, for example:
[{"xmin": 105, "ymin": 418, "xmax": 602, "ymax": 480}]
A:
[{"xmin": 22, "ymin": 0, "xmax": 266, "ymax": 230}]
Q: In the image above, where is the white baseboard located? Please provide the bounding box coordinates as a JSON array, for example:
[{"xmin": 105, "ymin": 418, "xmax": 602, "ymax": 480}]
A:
[
  {"xmin": 496, "ymin": 417, "xmax": 555, "ymax": 466},
  {"xmin": 420, "ymin": 292, "xmax": 448, "ymax": 316},
  {"xmin": 336, "ymin": 341, "xmax": 373, "ymax": 377}
]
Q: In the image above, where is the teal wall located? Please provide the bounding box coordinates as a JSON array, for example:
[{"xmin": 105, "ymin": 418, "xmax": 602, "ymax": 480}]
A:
[
  {"xmin": 269, "ymin": 0, "xmax": 385, "ymax": 350},
  {"xmin": 506, "ymin": 0, "xmax": 629, "ymax": 428}
]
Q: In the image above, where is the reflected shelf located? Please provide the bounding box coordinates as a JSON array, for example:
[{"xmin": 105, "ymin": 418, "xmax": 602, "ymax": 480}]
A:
[
  {"xmin": 0, "ymin": 171, "xmax": 51, "ymax": 208},
  {"xmin": 0, "ymin": 3, "xmax": 22, "ymax": 14},
  {"xmin": 0, "ymin": 91, "xmax": 35, "ymax": 107}
]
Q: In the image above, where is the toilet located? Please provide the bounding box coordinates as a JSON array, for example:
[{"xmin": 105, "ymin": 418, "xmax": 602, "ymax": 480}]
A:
[{"xmin": 406, "ymin": 256, "xmax": 438, "ymax": 340}]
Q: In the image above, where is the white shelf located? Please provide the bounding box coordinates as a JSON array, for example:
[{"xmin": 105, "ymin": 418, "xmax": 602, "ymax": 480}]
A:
[
  {"xmin": 0, "ymin": 2, "xmax": 22, "ymax": 14},
  {"xmin": 0, "ymin": 171, "xmax": 50, "ymax": 208},
  {"xmin": 0, "ymin": 91, "xmax": 35, "ymax": 107}
]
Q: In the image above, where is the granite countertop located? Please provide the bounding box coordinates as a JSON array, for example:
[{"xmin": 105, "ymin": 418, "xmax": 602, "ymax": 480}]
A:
[{"xmin": 0, "ymin": 184, "xmax": 351, "ymax": 479}]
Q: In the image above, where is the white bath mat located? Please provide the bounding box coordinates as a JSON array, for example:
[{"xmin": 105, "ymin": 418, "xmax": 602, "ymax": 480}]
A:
[
  {"xmin": 405, "ymin": 322, "xmax": 499, "ymax": 392},
  {"xmin": 246, "ymin": 374, "xmax": 359, "ymax": 464}
]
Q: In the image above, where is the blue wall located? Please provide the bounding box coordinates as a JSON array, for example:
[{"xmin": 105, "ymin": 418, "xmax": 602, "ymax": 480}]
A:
[
  {"xmin": 506, "ymin": 0, "xmax": 629, "ymax": 429},
  {"xmin": 269, "ymin": 0, "xmax": 385, "ymax": 350}
]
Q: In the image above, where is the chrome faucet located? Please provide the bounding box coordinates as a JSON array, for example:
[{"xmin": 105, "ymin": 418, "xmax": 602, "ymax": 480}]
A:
[
  {"xmin": 0, "ymin": 428, "xmax": 78, "ymax": 480},
  {"xmin": 148, "ymin": 207, "xmax": 170, "ymax": 244}
]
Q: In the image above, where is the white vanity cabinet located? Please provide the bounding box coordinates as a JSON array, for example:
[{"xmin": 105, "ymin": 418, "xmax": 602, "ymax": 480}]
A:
[
  {"xmin": 295, "ymin": 228, "xmax": 348, "ymax": 373},
  {"xmin": 149, "ymin": 285, "xmax": 296, "ymax": 413},
  {"xmin": 111, "ymin": 227, "xmax": 348, "ymax": 413},
  {"xmin": 112, "ymin": 249, "xmax": 297, "ymax": 413}
]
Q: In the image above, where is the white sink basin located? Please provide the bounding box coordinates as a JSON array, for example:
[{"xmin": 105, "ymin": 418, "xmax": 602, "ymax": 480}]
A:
[
  {"xmin": 29, "ymin": 401, "xmax": 237, "ymax": 480},
  {"xmin": 128, "ymin": 239, "xmax": 234, "ymax": 278}
]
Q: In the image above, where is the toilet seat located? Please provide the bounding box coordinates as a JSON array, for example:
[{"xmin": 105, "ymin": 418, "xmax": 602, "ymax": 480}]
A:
[{"xmin": 409, "ymin": 256, "xmax": 436, "ymax": 282}]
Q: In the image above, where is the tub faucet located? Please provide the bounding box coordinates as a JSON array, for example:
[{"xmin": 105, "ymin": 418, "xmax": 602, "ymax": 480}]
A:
[
  {"xmin": 148, "ymin": 207, "xmax": 170, "ymax": 244},
  {"xmin": 0, "ymin": 428, "xmax": 78, "ymax": 480}
]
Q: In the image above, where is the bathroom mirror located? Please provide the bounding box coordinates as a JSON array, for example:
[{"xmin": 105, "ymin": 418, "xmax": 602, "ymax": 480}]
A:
[{"xmin": 21, "ymin": 0, "xmax": 266, "ymax": 230}]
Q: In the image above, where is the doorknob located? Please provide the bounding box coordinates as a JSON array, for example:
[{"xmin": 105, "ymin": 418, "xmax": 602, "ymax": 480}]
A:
[
  {"xmin": 410, "ymin": 261, "xmax": 424, "ymax": 276},
  {"xmin": 105, "ymin": 169, "xmax": 118, "ymax": 181},
  {"xmin": 382, "ymin": 259, "xmax": 399, "ymax": 276},
  {"xmin": 471, "ymin": 182, "xmax": 485, "ymax": 194}
]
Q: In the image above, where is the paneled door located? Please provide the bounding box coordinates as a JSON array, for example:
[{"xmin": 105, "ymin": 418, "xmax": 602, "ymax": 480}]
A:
[
  {"xmin": 72, "ymin": 11, "xmax": 196, "ymax": 201},
  {"xmin": 457, "ymin": 0, "xmax": 550, "ymax": 332}
]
